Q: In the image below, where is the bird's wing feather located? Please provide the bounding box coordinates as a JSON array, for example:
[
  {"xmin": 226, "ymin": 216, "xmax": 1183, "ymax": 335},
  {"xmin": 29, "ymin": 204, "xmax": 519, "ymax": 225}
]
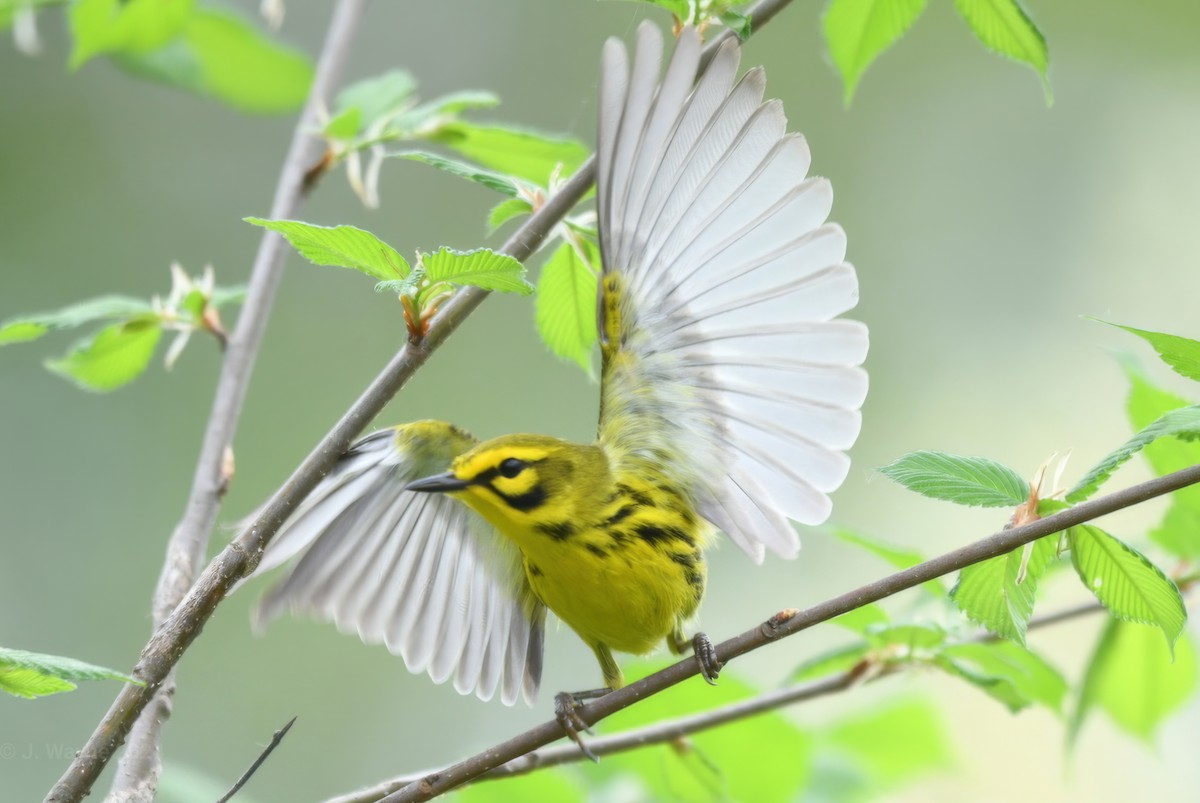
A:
[
  {"xmin": 247, "ymin": 422, "xmax": 544, "ymax": 705},
  {"xmin": 596, "ymin": 24, "xmax": 869, "ymax": 561}
]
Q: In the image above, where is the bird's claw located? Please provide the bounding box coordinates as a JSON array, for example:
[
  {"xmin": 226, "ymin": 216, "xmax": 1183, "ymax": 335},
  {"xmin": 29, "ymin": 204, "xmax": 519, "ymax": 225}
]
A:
[
  {"xmin": 693, "ymin": 632, "xmax": 723, "ymax": 686},
  {"xmin": 554, "ymin": 690, "xmax": 605, "ymax": 762}
]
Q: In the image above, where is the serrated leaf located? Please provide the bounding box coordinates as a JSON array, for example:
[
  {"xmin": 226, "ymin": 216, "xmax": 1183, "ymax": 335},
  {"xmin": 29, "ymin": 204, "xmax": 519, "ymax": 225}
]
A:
[
  {"xmin": 823, "ymin": 0, "xmax": 929, "ymax": 105},
  {"xmin": 1067, "ymin": 405, "xmax": 1200, "ymax": 502},
  {"xmin": 487, "ymin": 197, "xmax": 533, "ymax": 233},
  {"xmin": 428, "ymin": 121, "xmax": 589, "ymax": 187},
  {"xmin": 1068, "ymin": 525, "xmax": 1186, "ymax": 650},
  {"xmin": 830, "ymin": 526, "xmax": 945, "ymax": 596},
  {"xmin": 953, "ymin": 0, "xmax": 1051, "ymax": 101},
  {"xmin": 394, "ymin": 151, "xmax": 520, "ymax": 197},
  {"xmin": 1071, "ymin": 621, "xmax": 1197, "ymax": 744},
  {"xmin": 828, "ymin": 698, "xmax": 952, "ymax": 784},
  {"xmin": 937, "ymin": 641, "xmax": 1067, "ymax": 713},
  {"xmin": 334, "ymin": 70, "xmax": 416, "ymax": 131},
  {"xmin": 535, "ymin": 241, "xmax": 598, "ymax": 374},
  {"xmin": 422, "ymin": 248, "xmax": 532, "ymax": 295},
  {"xmin": 950, "ymin": 536, "xmax": 1057, "ymax": 644},
  {"xmin": 45, "ymin": 318, "xmax": 162, "ymax": 392},
  {"xmin": 791, "ymin": 642, "xmax": 871, "ymax": 682},
  {"xmin": 69, "ymin": 0, "xmax": 193, "ymax": 69},
  {"xmin": 0, "ymin": 295, "xmax": 153, "ymax": 346},
  {"xmin": 1100, "ymin": 320, "xmax": 1200, "ymax": 383},
  {"xmin": 0, "ymin": 646, "xmax": 139, "ymax": 698},
  {"xmin": 879, "ymin": 450, "xmax": 1029, "ymax": 507},
  {"xmin": 245, "ymin": 218, "xmax": 408, "ymax": 282}
]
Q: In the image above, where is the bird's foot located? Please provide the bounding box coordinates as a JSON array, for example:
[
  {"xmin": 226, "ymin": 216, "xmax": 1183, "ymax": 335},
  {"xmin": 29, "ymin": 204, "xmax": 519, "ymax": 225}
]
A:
[
  {"xmin": 554, "ymin": 688, "xmax": 610, "ymax": 763},
  {"xmin": 693, "ymin": 632, "xmax": 723, "ymax": 686}
]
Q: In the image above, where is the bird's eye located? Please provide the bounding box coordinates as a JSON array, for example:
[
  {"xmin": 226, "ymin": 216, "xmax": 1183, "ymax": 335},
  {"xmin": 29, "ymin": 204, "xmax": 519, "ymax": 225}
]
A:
[{"xmin": 499, "ymin": 457, "xmax": 527, "ymax": 479}]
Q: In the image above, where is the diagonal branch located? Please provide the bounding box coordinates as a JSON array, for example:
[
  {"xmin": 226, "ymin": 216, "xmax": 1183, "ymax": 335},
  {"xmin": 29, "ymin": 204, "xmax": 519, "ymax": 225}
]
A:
[
  {"xmin": 105, "ymin": 2, "xmax": 369, "ymax": 800},
  {"xmin": 379, "ymin": 463, "xmax": 1200, "ymax": 803},
  {"xmin": 43, "ymin": 3, "xmax": 801, "ymax": 800},
  {"xmin": 324, "ymin": 598, "xmax": 1119, "ymax": 803}
]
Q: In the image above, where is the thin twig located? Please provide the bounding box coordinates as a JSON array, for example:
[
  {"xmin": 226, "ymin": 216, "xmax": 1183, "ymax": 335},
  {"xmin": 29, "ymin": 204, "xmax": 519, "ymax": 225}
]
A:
[
  {"xmin": 216, "ymin": 716, "xmax": 298, "ymax": 803},
  {"xmin": 103, "ymin": 3, "xmax": 369, "ymax": 801},
  {"xmin": 42, "ymin": 3, "xmax": 797, "ymax": 799},
  {"xmin": 324, "ymin": 597, "xmax": 1123, "ymax": 802},
  {"xmin": 378, "ymin": 463, "xmax": 1200, "ymax": 803}
]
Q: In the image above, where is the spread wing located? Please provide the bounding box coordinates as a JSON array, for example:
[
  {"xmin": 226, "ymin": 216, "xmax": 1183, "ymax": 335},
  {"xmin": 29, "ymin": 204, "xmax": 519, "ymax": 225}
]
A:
[
  {"xmin": 246, "ymin": 422, "xmax": 545, "ymax": 705},
  {"xmin": 596, "ymin": 24, "xmax": 869, "ymax": 562}
]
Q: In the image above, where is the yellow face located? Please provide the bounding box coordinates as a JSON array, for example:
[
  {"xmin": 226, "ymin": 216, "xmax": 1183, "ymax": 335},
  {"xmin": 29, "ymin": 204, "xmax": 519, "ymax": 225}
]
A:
[{"xmin": 406, "ymin": 434, "xmax": 610, "ymax": 543}]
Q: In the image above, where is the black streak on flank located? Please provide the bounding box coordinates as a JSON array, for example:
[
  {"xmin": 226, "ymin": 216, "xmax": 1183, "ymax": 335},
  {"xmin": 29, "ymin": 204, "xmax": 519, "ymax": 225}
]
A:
[
  {"xmin": 617, "ymin": 483, "xmax": 655, "ymax": 508},
  {"xmin": 585, "ymin": 544, "xmax": 609, "ymax": 558},
  {"xmin": 537, "ymin": 521, "xmax": 576, "ymax": 541},
  {"xmin": 635, "ymin": 523, "xmax": 693, "ymax": 546},
  {"xmin": 528, "ymin": 564, "xmax": 544, "ymax": 578},
  {"xmin": 670, "ymin": 553, "xmax": 704, "ymax": 590},
  {"xmin": 604, "ymin": 505, "xmax": 636, "ymax": 527}
]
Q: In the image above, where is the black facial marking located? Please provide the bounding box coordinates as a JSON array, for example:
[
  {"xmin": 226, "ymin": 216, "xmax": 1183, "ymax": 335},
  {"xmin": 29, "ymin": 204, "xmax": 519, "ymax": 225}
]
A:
[{"xmin": 500, "ymin": 485, "xmax": 547, "ymax": 512}]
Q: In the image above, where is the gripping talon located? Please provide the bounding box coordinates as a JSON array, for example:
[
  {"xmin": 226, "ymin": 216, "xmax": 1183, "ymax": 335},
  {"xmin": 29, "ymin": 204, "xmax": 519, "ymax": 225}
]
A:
[
  {"xmin": 554, "ymin": 689, "xmax": 607, "ymax": 762},
  {"xmin": 693, "ymin": 632, "xmax": 723, "ymax": 685}
]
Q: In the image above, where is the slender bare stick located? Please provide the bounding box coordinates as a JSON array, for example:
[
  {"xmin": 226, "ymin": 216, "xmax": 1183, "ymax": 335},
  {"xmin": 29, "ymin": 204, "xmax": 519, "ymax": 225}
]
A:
[
  {"xmin": 378, "ymin": 463, "xmax": 1200, "ymax": 803},
  {"xmin": 100, "ymin": 3, "xmax": 368, "ymax": 801},
  {"xmin": 216, "ymin": 716, "xmax": 298, "ymax": 803}
]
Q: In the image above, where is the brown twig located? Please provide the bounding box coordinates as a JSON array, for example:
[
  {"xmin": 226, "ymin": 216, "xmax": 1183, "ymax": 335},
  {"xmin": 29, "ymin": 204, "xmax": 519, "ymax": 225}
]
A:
[
  {"xmin": 216, "ymin": 716, "xmax": 298, "ymax": 803},
  {"xmin": 101, "ymin": 3, "xmax": 369, "ymax": 801},
  {"xmin": 377, "ymin": 463, "xmax": 1200, "ymax": 803}
]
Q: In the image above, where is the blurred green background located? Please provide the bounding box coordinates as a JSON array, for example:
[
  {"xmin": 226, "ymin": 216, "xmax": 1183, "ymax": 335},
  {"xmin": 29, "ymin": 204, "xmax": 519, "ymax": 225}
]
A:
[{"xmin": 3, "ymin": 0, "xmax": 1199, "ymax": 800}]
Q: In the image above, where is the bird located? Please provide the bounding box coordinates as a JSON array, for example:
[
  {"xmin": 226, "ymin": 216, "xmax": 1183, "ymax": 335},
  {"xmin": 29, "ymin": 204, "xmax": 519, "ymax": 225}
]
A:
[{"xmin": 246, "ymin": 21, "xmax": 868, "ymax": 753}]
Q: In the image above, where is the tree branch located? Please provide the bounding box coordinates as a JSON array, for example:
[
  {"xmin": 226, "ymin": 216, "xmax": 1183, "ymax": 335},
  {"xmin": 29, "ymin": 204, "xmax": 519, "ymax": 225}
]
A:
[
  {"xmin": 102, "ymin": 3, "xmax": 369, "ymax": 801},
  {"xmin": 43, "ymin": 4, "xmax": 800, "ymax": 799},
  {"xmin": 216, "ymin": 716, "xmax": 298, "ymax": 803},
  {"xmin": 324, "ymin": 597, "xmax": 1118, "ymax": 803},
  {"xmin": 378, "ymin": 463, "xmax": 1200, "ymax": 803}
]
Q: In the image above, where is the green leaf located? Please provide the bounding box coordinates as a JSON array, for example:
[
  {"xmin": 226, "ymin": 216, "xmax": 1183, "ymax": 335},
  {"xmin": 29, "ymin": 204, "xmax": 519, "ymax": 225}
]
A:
[
  {"xmin": 324, "ymin": 106, "xmax": 362, "ymax": 139},
  {"xmin": 1100, "ymin": 320, "xmax": 1200, "ymax": 383},
  {"xmin": 951, "ymin": 536, "xmax": 1058, "ymax": 644},
  {"xmin": 1066, "ymin": 405, "xmax": 1200, "ymax": 502},
  {"xmin": 210, "ymin": 284, "xmax": 248, "ymax": 309},
  {"xmin": 112, "ymin": 7, "xmax": 312, "ymax": 113},
  {"xmin": 1068, "ymin": 525, "xmax": 1186, "ymax": 650},
  {"xmin": 393, "ymin": 151, "xmax": 521, "ymax": 197},
  {"xmin": 0, "ymin": 646, "xmax": 139, "ymax": 699},
  {"xmin": 69, "ymin": 0, "xmax": 193, "ymax": 69},
  {"xmin": 0, "ymin": 296, "xmax": 153, "ymax": 346},
  {"xmin": 878, "ymin": 450, "xmax": 1029, "ymax": 507},
  {"xmin": 487, "ymin": 197, "xmax": 533, "ymax": 233},
  {"xmin": 827, "ymin": 698, "xmax": 952, "ymax": 785},
  {"xmin": 182, "ymin": 7, "xmax": 311, "ymax": 114},
  {"xmin": 334, "ymin": 70, "xmax": 417, "ymax": 132},
  {"xmin": 399, "ymin": 90, "xmax": 500, "ymax": 134},
  {"xmin": 1106, "ymin": 367, "xmax": 1200, "ymax": 557},
  {"xmin": 792, "ymin": 643, "xmax": 871, "ymax": 682},
  {"xmin": 535, "ymin": 241, "xmax": 599, "ymax": 373},
  {"xmin": 936, "ymin": 641, "xmax": 1067, "ymax": 713},
  {"xmin": 422, "ymin": 248, "xmax": 532, "ymax": 294},
  {"xmin": 1072, "ymin": 622, "xmax": 1197, "ymax": 743},
  {"xmin": 428, "ymin": 121, "xmax": 589, "ymax": 186},
  {"xmin": 823, "ymin": 0, "xmax": 929, "ymax": 105},
  {"xmin": 865, "ymin": 623, "xmax": 946, "ymax": 652},
  {"xmin": 45, "ymin": 318, "xmax": 162, "ymax": 392},
  {"xmin": 719, "ymin": 8, "xmax": 752, "ymax": 40},
  {"xmin": 245, "ymin": 218, "xmax": 408, "ymax": 282},
  {"xmin": 953, "ymin": 0, "xmax": 1051, "ymax": 101}
]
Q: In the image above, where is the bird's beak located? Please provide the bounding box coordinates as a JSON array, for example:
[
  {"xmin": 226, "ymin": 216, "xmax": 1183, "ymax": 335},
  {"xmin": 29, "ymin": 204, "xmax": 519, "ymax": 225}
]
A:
[{"xmin": 406, "ymin": 471, "xmax": 469, "ymax": 493}]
